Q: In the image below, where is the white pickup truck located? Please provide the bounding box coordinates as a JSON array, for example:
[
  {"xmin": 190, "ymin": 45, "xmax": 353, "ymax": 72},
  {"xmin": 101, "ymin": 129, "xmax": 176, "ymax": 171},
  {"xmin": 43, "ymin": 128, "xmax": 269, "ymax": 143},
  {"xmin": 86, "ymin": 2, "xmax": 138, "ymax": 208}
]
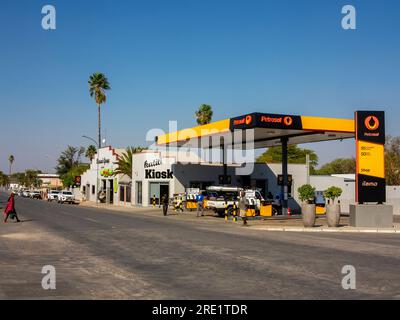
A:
[
  {"xmin": 47, "ymin": 190, "xmax": 60, "ymax": 202},
  {"xmin": 205, "ymin": 186, "xmax": 267, "ymax": 216},
  {"xmin": 57, "ymin": 190, "xmax": 75, "ymax": 204}
]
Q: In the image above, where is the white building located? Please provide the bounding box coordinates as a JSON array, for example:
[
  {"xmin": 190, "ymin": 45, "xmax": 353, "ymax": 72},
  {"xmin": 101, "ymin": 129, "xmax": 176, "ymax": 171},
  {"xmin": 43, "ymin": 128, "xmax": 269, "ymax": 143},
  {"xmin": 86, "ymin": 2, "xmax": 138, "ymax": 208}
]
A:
[
  {"xmin": 80, "ymin": 146, "xmax": 131, "ymax": 206},
  {"xmin": 131, "ymin": 150, "xmax": 308, "ymax": 211}
]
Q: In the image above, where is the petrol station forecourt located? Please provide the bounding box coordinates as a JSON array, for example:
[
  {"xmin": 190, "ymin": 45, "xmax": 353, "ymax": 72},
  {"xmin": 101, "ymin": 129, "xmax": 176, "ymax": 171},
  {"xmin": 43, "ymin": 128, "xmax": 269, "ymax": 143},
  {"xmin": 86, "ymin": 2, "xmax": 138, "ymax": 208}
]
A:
[{"xmin": 154, "ymin": 110, "xmax": 392, "ymax": 229}]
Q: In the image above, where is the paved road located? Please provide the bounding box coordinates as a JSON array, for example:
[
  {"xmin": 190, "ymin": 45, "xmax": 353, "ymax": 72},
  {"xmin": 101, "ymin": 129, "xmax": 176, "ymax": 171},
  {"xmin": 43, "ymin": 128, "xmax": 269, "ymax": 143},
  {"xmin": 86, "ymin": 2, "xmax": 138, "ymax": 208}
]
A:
[{"xmin": 0, "ymin": 192, "xmax": 399, "ymax": 300}]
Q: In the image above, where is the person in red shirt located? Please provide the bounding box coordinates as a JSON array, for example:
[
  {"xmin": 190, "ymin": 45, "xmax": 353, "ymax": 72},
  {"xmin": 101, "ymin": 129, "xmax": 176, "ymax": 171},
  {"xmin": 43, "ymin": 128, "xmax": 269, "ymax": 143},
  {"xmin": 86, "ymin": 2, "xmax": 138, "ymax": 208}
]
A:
[{"xmin": 3, "ymin": 193, "xmax": 20, "ymax": 223}]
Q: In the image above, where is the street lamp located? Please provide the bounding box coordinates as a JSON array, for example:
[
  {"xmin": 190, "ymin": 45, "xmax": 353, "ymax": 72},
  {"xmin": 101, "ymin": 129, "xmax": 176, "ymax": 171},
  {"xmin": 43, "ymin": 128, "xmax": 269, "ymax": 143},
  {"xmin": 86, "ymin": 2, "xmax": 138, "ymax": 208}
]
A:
[{"xmin": 82, "ymin": 135, "xmax": 100, "ymax": 204}]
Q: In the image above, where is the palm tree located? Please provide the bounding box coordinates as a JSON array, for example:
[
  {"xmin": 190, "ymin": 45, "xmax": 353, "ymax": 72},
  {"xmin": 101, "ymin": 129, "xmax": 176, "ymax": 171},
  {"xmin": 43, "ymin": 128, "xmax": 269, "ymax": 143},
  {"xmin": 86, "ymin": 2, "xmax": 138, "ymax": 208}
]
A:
[
  {"xmin": 8, "ymin": 155, "xmax": 14, "ymax": 176},
  {"xmin": 88, "ymin": 72, "xmax": 111, "ymax": 149},
  {"xmin": 195, "ymin": 104, "xmax": 213, "ymax": 125},
  {"xmin": 85, "ymin": 145, "xmax": 97, "ymax": 162},
  {"xmin": 113, "ymin": 147, "xmax": 147, "ymax": 178}
]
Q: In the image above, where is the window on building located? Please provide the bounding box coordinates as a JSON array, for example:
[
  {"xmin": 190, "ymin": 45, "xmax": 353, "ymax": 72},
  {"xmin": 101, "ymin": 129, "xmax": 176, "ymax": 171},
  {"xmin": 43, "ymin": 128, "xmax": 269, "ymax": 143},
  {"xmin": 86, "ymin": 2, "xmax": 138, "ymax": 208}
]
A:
[
  {"xmin": 136, "ymin": 182, "xmax": 142, "ymax": 205},
  {"xmin": 92, "ymin": 185, "xmax": 95, "ymax": 195},
  {"xmin": 120, "ymin": 186, "xmax": 125, "ymax": 202},
  {"xmin": 126, "ymin": 186, "xmax": 131, "ymax": 203},
  {"xmin": 218, "ymin": 175, "xmax": 231, "ymax": 185}
]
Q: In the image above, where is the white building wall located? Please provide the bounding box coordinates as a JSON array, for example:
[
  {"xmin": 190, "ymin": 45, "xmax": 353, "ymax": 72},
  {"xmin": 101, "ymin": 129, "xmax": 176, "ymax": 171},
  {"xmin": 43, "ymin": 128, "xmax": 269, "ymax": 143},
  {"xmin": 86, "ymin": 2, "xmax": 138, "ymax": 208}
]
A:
[
  {"xmin": 80, "ymin": 146, "xmax": 124, "ymax": 205},
  {"xmin": 310, "ymin": 175, "xmax": 355, "ymax": 213},
  {"xmin": 132, "ymin": 151, "xmax": 309, "ymax": 210},
  {"xmin": 132, "ymin": 151, "xmax": 177, "ymax": 207},
  {"xmin": 386, "ymin": 186, "xmax": 400, "ymax": 215},
  {"xmin": 310, "ymin": 175, "xmax": 400, "ymax": 215}
]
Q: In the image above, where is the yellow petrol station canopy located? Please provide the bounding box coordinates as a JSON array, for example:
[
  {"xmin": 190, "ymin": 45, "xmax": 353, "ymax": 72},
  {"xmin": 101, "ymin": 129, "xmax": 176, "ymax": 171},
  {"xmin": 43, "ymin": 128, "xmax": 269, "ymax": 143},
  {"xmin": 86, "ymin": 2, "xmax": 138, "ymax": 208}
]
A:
[{"xmin": 156, "ymin": 112, "xmax": 355, "ymax": 149}]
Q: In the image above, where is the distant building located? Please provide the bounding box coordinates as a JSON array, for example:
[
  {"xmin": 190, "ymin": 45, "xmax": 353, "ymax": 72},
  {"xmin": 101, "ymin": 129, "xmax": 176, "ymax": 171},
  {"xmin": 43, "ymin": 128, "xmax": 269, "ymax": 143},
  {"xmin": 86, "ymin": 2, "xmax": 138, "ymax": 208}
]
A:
[{"xmin": 38, "ymin": 173, "xmax": 62, "ymax": 189}]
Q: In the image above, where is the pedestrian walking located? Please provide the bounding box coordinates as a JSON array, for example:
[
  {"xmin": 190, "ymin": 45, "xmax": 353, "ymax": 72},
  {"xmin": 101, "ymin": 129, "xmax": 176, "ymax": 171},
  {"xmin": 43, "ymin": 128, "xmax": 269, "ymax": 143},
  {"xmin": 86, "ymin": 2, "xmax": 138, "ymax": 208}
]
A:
[
  {"xmin": 3, "ymin": 193, "xmax": 21, "ymax": 223},
  {"xmin": 238, "ymin": 191, "xmax": 248, "ymax": 226},
  {"xmin": 196, "ymin": 193, "xmax": 204, "ymax": 217},
  {"xmin": 161, "ymin": 194, "xmax": 169, "ymax": 216}
]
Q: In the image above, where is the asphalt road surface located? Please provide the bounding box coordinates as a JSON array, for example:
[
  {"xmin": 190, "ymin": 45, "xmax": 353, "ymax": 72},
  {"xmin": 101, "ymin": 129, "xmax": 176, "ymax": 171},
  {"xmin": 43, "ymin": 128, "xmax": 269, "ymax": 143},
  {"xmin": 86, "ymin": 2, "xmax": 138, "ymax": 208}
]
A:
[{"xmin": 0, "ymin": 192, "xmax": 399, "ymax": 300}]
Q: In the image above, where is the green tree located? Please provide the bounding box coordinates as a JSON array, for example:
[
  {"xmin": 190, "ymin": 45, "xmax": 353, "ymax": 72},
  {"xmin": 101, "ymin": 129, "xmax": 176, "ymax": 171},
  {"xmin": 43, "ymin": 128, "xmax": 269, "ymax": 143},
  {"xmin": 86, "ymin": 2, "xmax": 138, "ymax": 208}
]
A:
[
  {"xmin": 85, "ymin": 145, "xmax": 97, "ymax": 162},
  {"xmin": 61, "ymin": 164, "xmax": 89, "ymax": 188},
  {"xmin": 297, "ymin": 184, "xmax": 316, "ymax": 204},
  {"xmin": 113, "ymin": 146, "xmax": 147, "ymax": 178},
  {"xmin": 56, "ymin": 146, "xmax": 85, "ymax": 176},
  {"xmin": 0, "ymin": 171, "xmax": 10, "ymax": 187},
  {"xmin": 11, "ymin": 172, "xmax": 26, "ymax": 186},
  {"xmin": 88, "ymin": 72, "xmax": 111, "ymax": 148},
  {"xmin": 385, "ymin": 136, "xmax": 400, "ymax": 185},
  {"xmin": 8, "ymin": 155, "xmax": 14, "ymax": 176},
  {"xmin": 256, "ymin": 145, "xmax": 318, "ymax": 173},
  {"xmin": 24, "ymin": 170, "xmax": 42, "ymax": 188},
  {"xmin": 315, "ymin": 158, "xmax": 356, "ymax": 175},
  {"xmin": 195, "ymin": 104, "xmax": 213, "ymax": 125}
]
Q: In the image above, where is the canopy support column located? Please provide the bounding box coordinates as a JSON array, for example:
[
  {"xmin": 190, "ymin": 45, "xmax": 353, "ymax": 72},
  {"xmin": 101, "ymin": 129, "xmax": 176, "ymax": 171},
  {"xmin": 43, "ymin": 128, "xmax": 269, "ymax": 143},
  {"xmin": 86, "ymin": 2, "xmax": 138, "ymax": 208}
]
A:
[
  {"xmin": 222, "ymin": 144, "xmax": 228, "ymax": 185},
  {"xmin": 281, "ymin": 137, "xmax": 288, "ymax": 215}
]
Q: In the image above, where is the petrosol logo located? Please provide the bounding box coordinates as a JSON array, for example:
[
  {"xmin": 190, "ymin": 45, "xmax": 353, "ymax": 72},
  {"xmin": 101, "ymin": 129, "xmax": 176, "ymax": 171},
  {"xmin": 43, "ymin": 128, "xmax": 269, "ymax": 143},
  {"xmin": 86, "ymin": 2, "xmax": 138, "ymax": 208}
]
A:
[
  {"xmin": 233, "ymin": 115, "xmax": 252, "ymax": 126},
  {"xmin": 283, "ymin": 116, "xmax": 293, "ymax": 126},
  {"xmin": 365, "ymin": 116, "xmax": 379, "ymax": 131}
]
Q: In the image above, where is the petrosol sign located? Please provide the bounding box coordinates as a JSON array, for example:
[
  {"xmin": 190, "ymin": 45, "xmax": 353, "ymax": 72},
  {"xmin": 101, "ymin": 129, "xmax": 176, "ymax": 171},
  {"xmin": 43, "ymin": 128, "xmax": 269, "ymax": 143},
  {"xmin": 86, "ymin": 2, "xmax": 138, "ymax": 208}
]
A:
[{"xmin": 355, "ymin": 111, "xmax": 386, "ymax": 204}]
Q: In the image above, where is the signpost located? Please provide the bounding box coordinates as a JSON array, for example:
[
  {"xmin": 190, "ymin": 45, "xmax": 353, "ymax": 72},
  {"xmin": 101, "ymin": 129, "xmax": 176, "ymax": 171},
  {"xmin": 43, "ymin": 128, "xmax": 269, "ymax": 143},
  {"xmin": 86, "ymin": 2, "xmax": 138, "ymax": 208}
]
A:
[
  {"xmin": 350, "ymin": 111, "xmax": 392, "ymax": 228},
  {"xmin": 355, "ymin": 111, "xmax": 386, "ymax": 204}
]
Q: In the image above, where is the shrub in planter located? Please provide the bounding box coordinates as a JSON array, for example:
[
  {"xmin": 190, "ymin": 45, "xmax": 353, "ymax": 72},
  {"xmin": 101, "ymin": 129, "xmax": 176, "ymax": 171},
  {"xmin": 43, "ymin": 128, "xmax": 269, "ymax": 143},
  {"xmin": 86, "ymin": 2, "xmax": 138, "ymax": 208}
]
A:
[
  {"xmin": 297, "ymin": 184, "xmax": 316, "ymax": 227},
  {"xmin": 323, "ymin": 186, "xmax": 342, "ymax": 227}
]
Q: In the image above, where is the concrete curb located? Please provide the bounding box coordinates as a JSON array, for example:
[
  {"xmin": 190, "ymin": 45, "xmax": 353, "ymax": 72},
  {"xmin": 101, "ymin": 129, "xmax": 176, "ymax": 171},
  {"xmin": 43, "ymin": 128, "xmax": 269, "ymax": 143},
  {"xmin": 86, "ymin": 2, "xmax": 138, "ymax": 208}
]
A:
[{"xmin": 249, "ymin": 226, "xmax": 400, "ymax": 234}]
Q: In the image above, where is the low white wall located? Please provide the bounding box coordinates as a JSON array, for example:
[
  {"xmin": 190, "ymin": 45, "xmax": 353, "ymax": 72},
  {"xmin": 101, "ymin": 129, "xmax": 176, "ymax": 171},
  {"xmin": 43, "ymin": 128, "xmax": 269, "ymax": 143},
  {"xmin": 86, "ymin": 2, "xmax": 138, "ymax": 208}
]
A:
[{"xmin": 311, "ymin": 176, "xmax": 400, "ymax": 215}]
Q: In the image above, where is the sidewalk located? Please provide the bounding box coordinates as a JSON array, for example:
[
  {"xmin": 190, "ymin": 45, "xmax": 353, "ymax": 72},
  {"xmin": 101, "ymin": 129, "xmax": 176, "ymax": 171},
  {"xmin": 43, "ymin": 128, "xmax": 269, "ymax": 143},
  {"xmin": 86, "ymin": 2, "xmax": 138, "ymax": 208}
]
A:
[{"xmin": 77, "ymin": 201, "xmax": 400, "ymax": 234}]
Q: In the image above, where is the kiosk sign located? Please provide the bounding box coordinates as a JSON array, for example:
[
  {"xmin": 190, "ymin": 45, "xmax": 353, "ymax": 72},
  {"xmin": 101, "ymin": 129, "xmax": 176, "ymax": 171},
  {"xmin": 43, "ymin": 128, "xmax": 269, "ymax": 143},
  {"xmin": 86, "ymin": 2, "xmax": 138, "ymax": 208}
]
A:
[{"xmin": 355, "ymin": 111, "xmax": 386, "ymax": 203}]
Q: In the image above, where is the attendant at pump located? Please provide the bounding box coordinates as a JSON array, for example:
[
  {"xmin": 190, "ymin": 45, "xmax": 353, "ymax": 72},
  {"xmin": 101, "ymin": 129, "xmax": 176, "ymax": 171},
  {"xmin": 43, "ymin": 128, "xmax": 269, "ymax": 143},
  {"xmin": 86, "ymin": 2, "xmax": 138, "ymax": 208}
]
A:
[
  {"xmin": 196, "ymin": 193, "xmax": 204, "ymax": 217},
  {"xmin": 161, "ymin": 194, "xmax": 169, "ymax": 216},
  {"xmin": 239, "ymin": 191, "xmax": 248, "ymax": 226},
  {"xmin": 3, "ymin": 193, "xmax": 21, "ymax": 223}
]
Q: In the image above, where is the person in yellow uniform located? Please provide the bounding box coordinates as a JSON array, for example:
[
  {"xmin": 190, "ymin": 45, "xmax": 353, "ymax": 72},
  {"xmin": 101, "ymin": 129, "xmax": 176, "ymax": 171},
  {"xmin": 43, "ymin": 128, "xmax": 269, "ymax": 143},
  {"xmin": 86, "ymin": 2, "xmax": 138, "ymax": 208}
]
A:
[{"xmin": 238, "ymin": 191, "xmax": 248, "ymax": 226}]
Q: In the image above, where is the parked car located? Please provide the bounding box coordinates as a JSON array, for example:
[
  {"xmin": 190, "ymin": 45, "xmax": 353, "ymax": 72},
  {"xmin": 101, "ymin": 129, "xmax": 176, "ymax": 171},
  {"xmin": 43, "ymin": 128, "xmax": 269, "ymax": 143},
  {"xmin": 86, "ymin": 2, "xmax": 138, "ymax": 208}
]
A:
[
  {"xmin": 47, "ymin": 190, "xmax": 60, "ymax": 202},
  {"xmin": 30, "ymin": 191, "xmax": 42, "ymax": 199},
  {"xmin": 22, "ymin": 190, "xmax": 30, "ymax": 198},
  {"xmin": 57, "ymin": 190, "xmax": 75, "ymax": 204}
]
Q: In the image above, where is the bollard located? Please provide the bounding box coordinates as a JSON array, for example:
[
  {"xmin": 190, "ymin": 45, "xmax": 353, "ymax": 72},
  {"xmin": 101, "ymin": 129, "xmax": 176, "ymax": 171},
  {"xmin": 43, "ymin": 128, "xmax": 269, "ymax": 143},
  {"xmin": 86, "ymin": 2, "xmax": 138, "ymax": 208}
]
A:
[
  {"xmin": 224, "ymin": 202, "xmax": 228, "ymax": 221},
  {"xmin": 232, "ymin": 203, "xmax": 237, "ymax": 222}
]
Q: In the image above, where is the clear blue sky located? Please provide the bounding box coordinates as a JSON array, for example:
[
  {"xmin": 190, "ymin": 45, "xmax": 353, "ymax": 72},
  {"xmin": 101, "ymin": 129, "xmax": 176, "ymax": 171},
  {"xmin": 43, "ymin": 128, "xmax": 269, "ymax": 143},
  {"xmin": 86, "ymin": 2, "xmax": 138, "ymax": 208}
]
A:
[{"xmin": 1, "ymin": 0, "xmax": 399, "ymax": 173}]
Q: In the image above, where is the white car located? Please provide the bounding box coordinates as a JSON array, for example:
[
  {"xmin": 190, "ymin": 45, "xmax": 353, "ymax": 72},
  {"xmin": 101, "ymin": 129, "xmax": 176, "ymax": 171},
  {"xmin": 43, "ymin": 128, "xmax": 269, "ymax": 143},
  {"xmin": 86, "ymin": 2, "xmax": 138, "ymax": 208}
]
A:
[
  {"xmin": 22, "ymin": 190, "xmax": 30, "ymax": 197},
  {"xmin": 47, "ymin": 190, "xmax": 60, "ymax": 202},
  {"xmin": 30, "ymin": 190, "xmax": 42, "ymax": 199},
  {"xmin": 57, "ymin": 191, "xmax": 75, "ymax": 204}
]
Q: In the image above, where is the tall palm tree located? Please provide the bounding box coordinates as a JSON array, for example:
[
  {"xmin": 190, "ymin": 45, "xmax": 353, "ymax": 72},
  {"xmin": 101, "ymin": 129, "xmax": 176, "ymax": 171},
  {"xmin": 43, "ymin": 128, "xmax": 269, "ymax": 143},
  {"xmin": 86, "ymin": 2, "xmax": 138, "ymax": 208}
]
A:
[
  {"xmin": 85, "ymin": 145, "xmax": 97, "ymax": 162},
  {"xmin": 113, "ymin": 147, "xmax": 147, "ymax": 178},
  {"xmin": 195, "ymin": 104, "xmax": 213, "ymax": 125},
  {"xmin": 88, "ymin": 73, "xmax": 111, "ymax": 149},
  {"xmin": 8, "ymin": 155, "xmax": 14, "ymax": 176}
]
